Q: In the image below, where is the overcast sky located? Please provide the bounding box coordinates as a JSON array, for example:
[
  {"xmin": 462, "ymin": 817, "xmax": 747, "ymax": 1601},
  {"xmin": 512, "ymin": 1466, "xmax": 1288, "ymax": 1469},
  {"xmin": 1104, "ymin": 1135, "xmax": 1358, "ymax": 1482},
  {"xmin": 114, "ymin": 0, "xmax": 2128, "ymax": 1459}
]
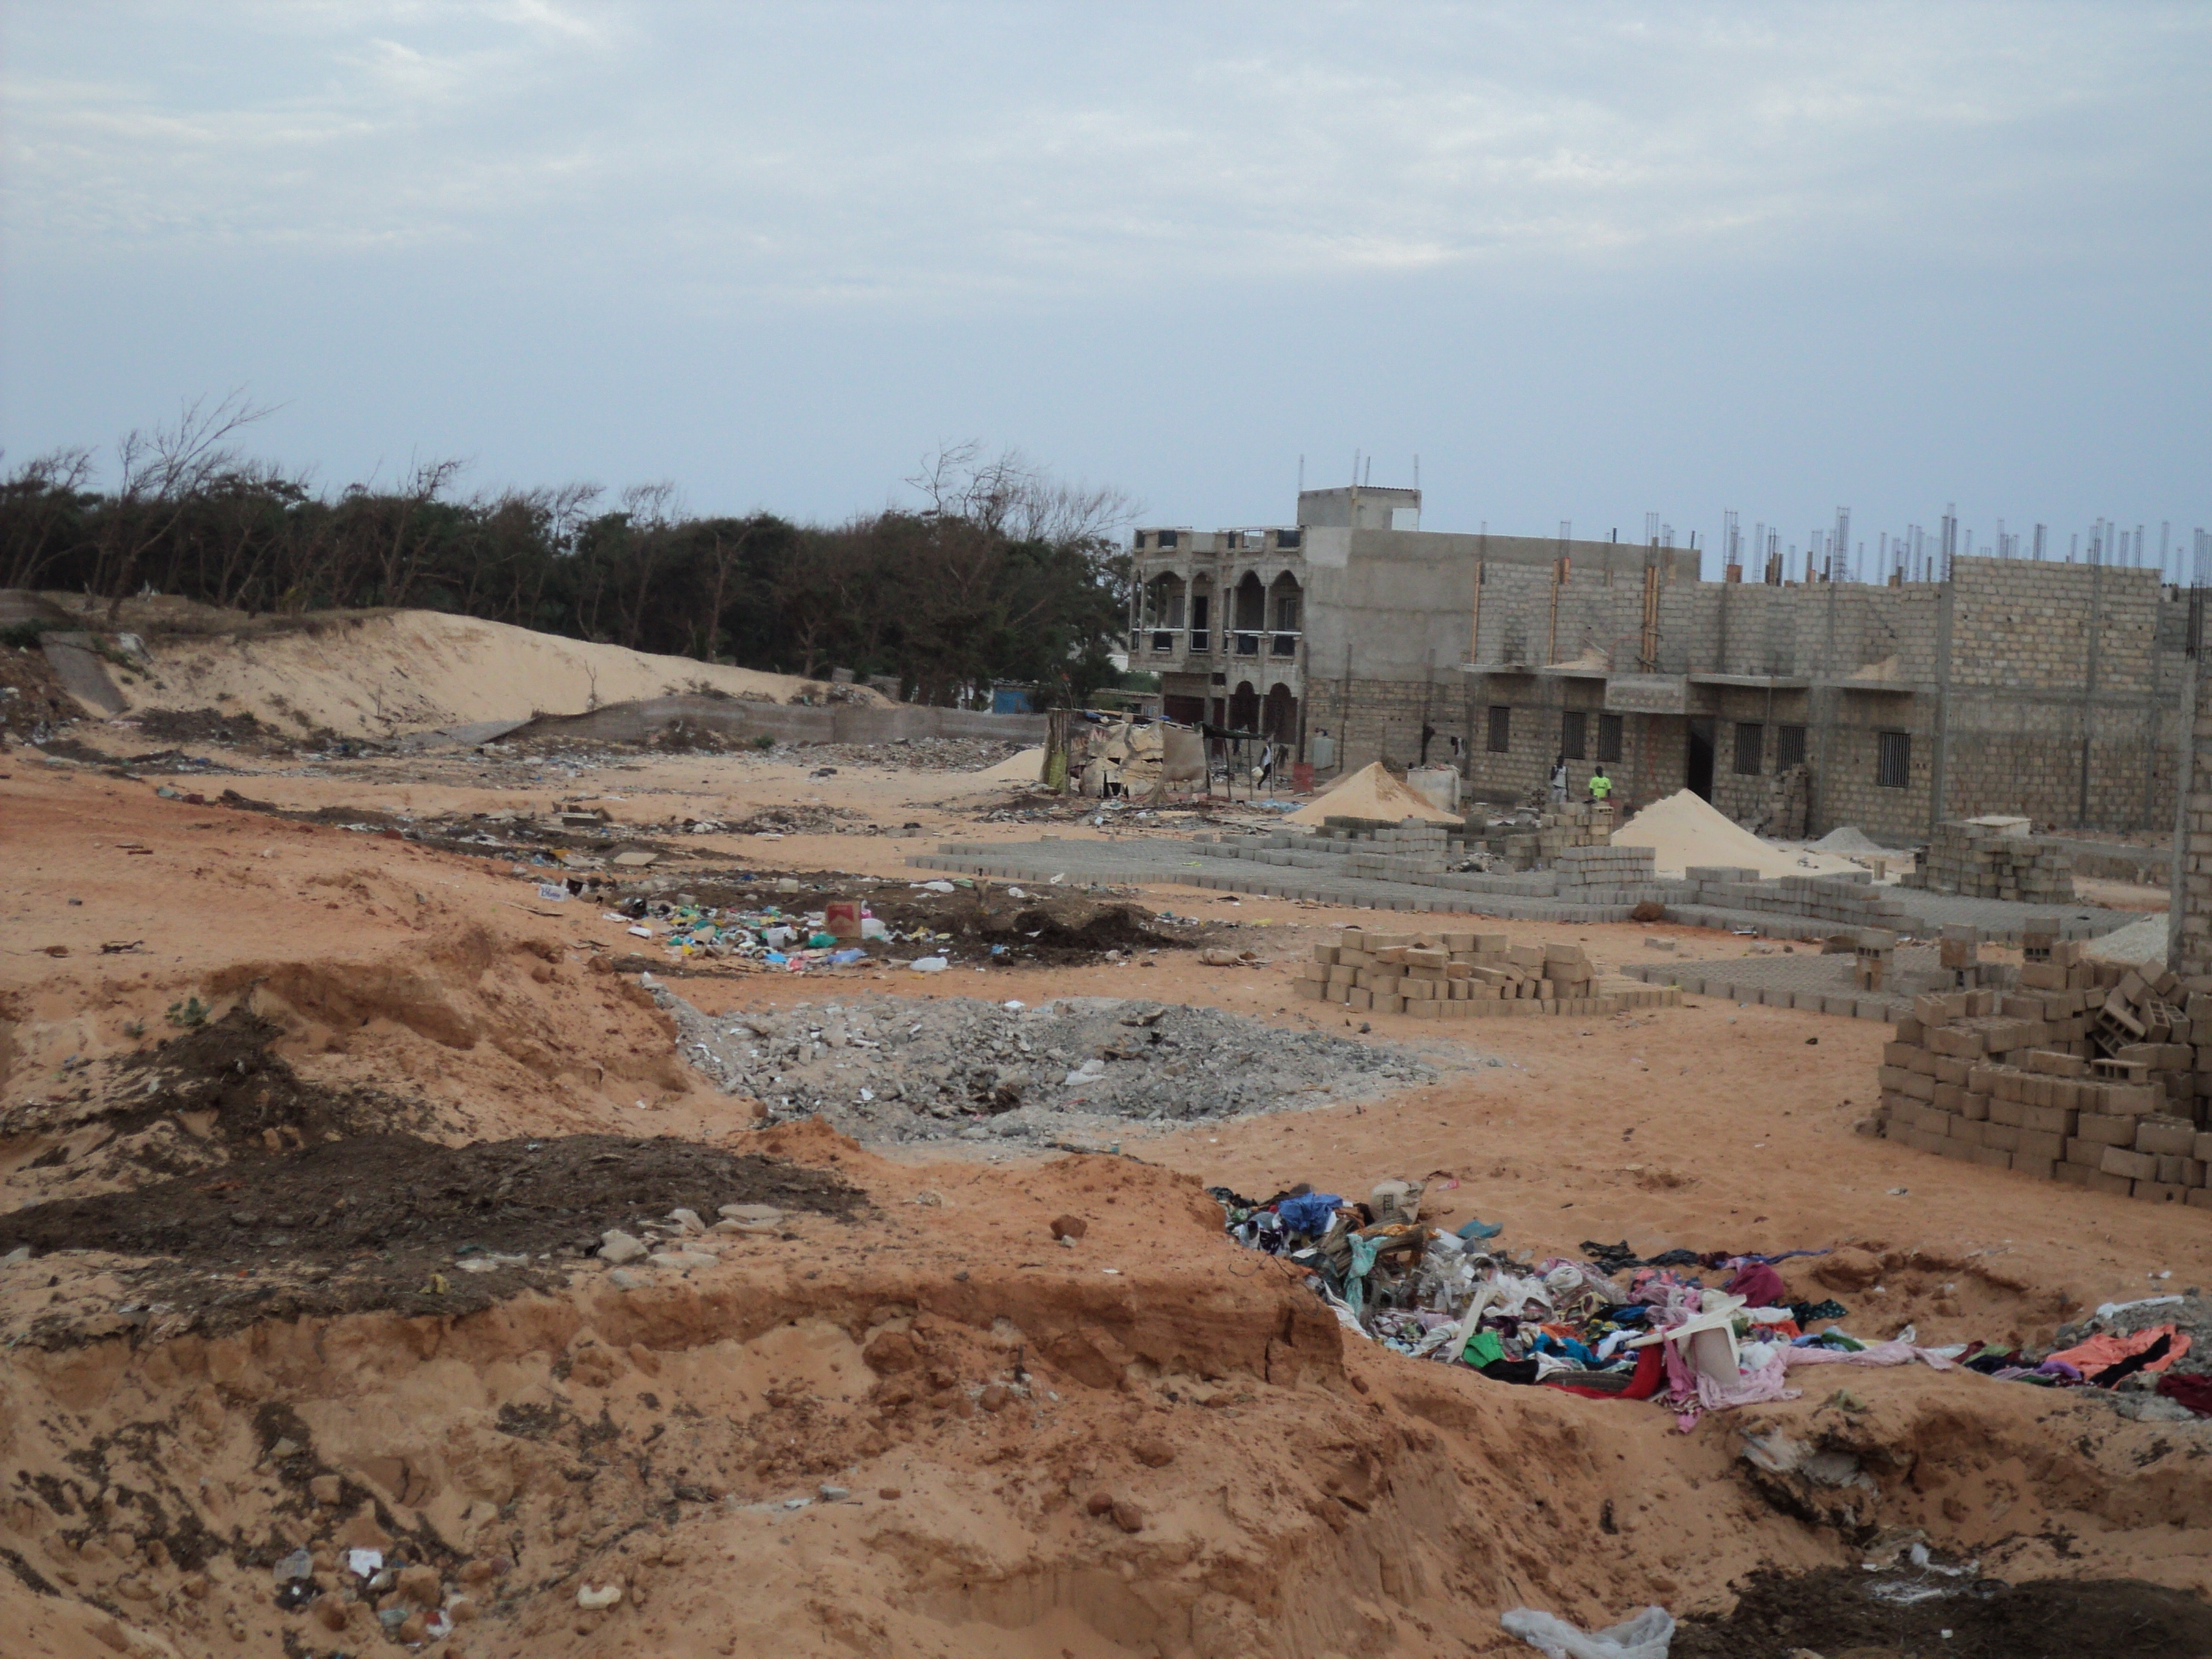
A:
[{"xmin": 5, "ymin": 3, "xmax": 2209, "ymax": 575}]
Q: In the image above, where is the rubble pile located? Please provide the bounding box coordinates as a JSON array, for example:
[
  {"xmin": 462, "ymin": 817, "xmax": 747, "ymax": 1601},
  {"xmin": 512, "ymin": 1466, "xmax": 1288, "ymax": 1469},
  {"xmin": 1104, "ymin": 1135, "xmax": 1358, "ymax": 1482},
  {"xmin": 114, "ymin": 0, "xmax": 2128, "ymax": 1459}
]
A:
[
  {"xmin": 1296, "ymin": 926, "xmax": 1681, "ymax": 1019},
  {"xmin": 1874, "ymin": 922, "xmax": 2212, "ymax": 1205},
  {"xmin": 657, "ymin": 993, "xmax": 1453, "ymax": 1144}
]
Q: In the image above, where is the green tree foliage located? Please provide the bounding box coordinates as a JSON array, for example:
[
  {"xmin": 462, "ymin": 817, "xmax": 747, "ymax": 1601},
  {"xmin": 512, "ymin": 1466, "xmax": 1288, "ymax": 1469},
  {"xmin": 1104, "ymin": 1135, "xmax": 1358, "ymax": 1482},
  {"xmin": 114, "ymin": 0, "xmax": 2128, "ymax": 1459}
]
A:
[{"xmin": 0, "ymin": 423, "xmax": 1135, "ymax": 707}]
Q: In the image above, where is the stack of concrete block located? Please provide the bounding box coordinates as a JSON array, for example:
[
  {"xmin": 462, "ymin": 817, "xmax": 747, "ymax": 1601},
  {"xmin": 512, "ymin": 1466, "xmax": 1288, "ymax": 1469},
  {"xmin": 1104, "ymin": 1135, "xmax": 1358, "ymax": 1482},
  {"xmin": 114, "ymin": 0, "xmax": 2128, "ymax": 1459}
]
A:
[
  {"xmin": 1553, "ymin": 844, "xmax": 1657, "ymax": 888},
  {"xmin": 1547, "ymin": 844, "xmax": 1668, "ymax": 905},
  {"xmin": 1756, "ymin": 764, "xmax": 1810, "ymax": 839},
  {"xmin": 1902, "ymin": 818, "xmax": 2075, "ymax": 903},
  {"xmin": 1534, "ymin": 802, "xmax": 1614, "ymax": 862},
  {"xmin": 1681, "ymin": 869, "xmax": 1913, "ymax": 931},
  {"xmin": 1854, "ymin": 928, "xmax": 1897, "ymax": 992},
  {"xmin": 1204, "ymin": 822, "xmax": 1454, "ymax": 882},
  {"xmin": 1296, "ymin": 927, "xmax": 1678, "ymax": 1020},
  {"xmin": 1485, "ymin": 802, "xmax": 1615, "ymax": 870},
  {"xmin": 1872, "ymin": 968, "xmax": 2212, "ymax": 1207}
]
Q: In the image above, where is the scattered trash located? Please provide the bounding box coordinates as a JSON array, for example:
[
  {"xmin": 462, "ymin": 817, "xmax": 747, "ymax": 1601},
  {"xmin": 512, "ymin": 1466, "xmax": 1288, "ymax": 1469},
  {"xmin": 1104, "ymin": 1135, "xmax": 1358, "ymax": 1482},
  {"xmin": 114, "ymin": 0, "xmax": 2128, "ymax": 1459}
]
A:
[
  {"xmin": 910, "ymin": 956, "xmax": 949, "ymax": 973},
  {"xmin": 534, "ymin": 882, "xmax": 570, "ymax": 901},
  {"xmin": 576, "ymin": 1582, "xmax": 623, "ymax": 1610}
]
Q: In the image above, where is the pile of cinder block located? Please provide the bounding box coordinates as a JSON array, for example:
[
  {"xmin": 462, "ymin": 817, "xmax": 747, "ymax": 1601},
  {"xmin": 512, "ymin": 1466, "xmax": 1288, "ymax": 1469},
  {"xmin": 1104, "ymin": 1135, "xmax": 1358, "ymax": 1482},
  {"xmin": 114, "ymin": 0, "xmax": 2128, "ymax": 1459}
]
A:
[
  {"xmin": 1871, "ymin": 937, "xmax": 2212, "ymax": 1206},
  {"xmin": 1901, "ymin": 818, "xmax": 2075, "ymax": 903},
  {"xmin": 1552, "ymin": 844, "xmax": 1658, "ymax": 891},
  {"xmin": 1296, "ymin": 927, "xmax": 1678, "ymax": 1019},
  {"xmin": 1481, "ymin": 801, "xmax": 1614, "ymax": 871},
  {"xmin": 1681, "ymin": 868, "xmax": 1912, "ymax": 931}
]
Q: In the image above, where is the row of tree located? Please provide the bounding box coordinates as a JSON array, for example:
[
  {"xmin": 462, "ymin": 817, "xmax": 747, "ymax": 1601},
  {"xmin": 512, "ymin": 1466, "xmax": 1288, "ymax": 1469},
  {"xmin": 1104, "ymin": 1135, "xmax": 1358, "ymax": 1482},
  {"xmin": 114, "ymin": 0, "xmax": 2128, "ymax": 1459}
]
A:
[{"xmin": 0, "ymin": 397, "xmax": 1137, "ymax": 707}]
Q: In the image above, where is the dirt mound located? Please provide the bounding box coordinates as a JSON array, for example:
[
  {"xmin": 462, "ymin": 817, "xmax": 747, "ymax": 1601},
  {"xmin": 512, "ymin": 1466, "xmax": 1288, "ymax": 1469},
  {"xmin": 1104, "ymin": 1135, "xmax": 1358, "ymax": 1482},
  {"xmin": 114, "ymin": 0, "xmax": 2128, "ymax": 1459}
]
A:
[
  {"xmin": 1673, "ymin": 1565, "xmax": 2212, "ymax": 1657},
  {"xmin": 0, "ymin": 1008, "xmax": 434, "ymax": 1204},
  {"xmin": 0, "ymin": 1132, "xmax": 863, "ymax": 1344}
]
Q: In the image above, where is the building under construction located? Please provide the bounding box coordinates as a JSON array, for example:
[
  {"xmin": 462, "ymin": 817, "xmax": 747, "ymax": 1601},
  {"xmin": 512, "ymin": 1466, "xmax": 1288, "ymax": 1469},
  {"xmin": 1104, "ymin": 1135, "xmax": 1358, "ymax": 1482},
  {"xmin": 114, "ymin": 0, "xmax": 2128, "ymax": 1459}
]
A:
[{"xmin": 1130, "ymin": 487, "xmax": 2192, "ymax": 841}]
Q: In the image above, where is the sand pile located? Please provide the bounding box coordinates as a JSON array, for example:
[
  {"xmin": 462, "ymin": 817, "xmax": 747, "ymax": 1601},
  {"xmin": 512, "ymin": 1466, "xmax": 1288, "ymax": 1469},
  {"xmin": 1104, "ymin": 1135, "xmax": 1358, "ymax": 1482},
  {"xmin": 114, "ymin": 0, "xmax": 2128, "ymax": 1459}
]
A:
[
  {"xmin": 106, "ymin": 608, "xmax": 876, "ymax": 741},
  {"xmin": 1613, "ymin": 789, "xmax": 1866, "ymax": 879},
  {"xmin": 975, "ymin": 744, "xmax": 1045, "ymax": 783},
  {"xmin": 1809, "ymin": 824, "xmax": 1893, "ymax": 856},
  {"xmin": 1287, "ymin": 760, "xmax": 1460, "ymax": 827}
]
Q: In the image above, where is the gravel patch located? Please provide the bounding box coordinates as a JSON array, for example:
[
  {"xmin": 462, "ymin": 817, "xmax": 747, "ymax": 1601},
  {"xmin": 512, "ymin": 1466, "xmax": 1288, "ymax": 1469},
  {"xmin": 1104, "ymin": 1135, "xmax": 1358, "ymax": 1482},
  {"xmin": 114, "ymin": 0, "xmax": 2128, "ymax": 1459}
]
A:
[{"xmin": 651, "ymin": 987, "xmax": 1470, "ymax": 1145}]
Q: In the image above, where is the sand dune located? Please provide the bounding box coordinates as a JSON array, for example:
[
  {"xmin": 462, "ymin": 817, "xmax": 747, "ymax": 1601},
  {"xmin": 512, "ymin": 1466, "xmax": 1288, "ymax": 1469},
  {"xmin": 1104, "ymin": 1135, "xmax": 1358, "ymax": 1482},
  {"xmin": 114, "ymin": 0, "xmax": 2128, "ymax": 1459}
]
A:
[{"xmin": 101, "ymin": 608, "xmax": 875, "ymax": 740}]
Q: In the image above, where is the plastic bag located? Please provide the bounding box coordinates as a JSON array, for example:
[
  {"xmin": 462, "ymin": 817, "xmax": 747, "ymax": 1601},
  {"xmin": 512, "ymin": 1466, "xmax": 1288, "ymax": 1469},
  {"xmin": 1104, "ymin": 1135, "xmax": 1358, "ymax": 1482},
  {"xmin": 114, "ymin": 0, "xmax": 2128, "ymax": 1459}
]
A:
[{"xmin": 1500, "ymin": 1604, "xmax": 1674, "ymax": 1659}]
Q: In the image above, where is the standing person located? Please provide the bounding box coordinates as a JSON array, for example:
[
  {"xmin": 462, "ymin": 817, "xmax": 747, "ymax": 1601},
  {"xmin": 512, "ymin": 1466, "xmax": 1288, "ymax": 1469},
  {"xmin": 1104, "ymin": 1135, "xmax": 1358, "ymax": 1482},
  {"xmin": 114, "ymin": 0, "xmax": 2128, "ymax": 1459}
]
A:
[
  {"xmin": 1587, "ymin": 765, "xmax": 1613, "ymax": 806},
  {"xmin": 1550, "ymin": 754, "xmax": 1569, "ymax": 805}
]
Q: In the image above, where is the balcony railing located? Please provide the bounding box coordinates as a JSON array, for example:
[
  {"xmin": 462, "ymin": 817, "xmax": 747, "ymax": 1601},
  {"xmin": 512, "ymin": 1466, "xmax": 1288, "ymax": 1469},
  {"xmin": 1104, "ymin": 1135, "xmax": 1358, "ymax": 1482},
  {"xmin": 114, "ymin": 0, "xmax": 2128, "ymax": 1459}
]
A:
[
  {"xmin": 1150, "ymin": 630, "xmax": 1175, "ymax": 653},
  {"xmin": 1189, "ymin": 629, "xmax": 1211, "ymax": 654},
  {"xmin": 1271, "ymin": 631, "xmax": 1300, "ymax": 656},
  {"xmin": 1233, "ymin": 632, "xmax": 1260, "ymax": 656}
]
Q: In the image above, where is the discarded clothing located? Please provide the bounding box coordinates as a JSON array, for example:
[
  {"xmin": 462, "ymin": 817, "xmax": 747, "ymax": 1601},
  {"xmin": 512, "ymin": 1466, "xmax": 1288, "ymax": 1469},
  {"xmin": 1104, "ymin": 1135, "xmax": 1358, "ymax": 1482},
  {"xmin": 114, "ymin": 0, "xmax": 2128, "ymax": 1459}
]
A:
[
  {"xmin": 1790, "ymin": 1298, "xmax": 1848, "ymax": 1326},
  {"xmin": 2155, "ymin": 1371, "xmax": 2212, "ymax": 1417},
  {"xmin": 1580, "ymin": 1239, "xmax": 1641, "ymax": 1275},
  {"xmin": 1499, "ymin": 1604, "xmax": 1675, "ymax": 1659},
  {"xmin": 1782, "ymin": 1340, "xmax": 1955, "ymax": 1373},
  {"xmin": 1545, "ymin": 1343, "xmax": 1665, "ymax": 1402},
  {"xmin": 1723, "ymin": 1260, "xmax": 1788, "ymax": 1309},
  {"xmin": 1579, "ymin": 1240, "xmax": 1704, "ymax": 1274},
  {"xmin": 2045, "ymin": 1324, "xmax": 2191, "ymax": 1382},
  {"xmin": 1274, "ymin": 1192, "xmax": 1344, "ymax": 1236}
]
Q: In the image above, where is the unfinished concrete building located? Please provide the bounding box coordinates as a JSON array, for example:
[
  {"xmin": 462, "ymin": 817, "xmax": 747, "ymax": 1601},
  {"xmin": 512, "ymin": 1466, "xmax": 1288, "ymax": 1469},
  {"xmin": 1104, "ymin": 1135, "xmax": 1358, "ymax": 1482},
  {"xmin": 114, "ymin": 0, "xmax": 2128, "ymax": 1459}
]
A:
[{"xmin": 1130, "ymin": 488, "xmax": 2191, "ymax": 841}]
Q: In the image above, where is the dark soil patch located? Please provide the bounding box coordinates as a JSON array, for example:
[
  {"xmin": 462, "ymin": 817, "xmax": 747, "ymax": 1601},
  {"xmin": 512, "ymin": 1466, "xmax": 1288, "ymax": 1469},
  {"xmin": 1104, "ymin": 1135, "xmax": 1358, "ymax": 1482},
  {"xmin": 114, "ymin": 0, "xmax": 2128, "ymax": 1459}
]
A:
[
  {"xmin": 1671, "ymin": 1565, "xmax": 2212, "ymax": 1659},
  {"xmin": 727, "ymin": 804, "xmax": 863, "ymax": 835},
  {"xmin": 130, "ymin": 706, "xmax": 281, "ymax": 747},
  {"xmin": 0, "ymin": 1007, "xmax": 437, "ymax": 1200},
  {"xmin": 0, "ymin": 1132, "xmax": 865, "ymax": 1345},
  {"xmin": 680, "ymin": 870, "xmax": 1214, "ymax": 966}
]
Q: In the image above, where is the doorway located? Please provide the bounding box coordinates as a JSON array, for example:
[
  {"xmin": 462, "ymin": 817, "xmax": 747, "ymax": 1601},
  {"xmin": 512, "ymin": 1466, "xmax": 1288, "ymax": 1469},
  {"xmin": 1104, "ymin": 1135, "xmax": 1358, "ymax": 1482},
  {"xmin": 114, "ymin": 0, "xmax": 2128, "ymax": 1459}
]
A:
[{"xmin": 1686, "ymin": 718, "xmax": 1715, "ymax": 800}]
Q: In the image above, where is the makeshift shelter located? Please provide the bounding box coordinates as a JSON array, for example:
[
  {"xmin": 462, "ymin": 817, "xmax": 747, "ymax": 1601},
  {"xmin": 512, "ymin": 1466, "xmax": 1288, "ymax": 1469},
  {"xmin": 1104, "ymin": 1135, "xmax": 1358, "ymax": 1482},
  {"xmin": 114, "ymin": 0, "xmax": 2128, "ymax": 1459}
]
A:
[{"xmin": 1287, "ymin": 761, "xmax": 1460, "ymax": 828}]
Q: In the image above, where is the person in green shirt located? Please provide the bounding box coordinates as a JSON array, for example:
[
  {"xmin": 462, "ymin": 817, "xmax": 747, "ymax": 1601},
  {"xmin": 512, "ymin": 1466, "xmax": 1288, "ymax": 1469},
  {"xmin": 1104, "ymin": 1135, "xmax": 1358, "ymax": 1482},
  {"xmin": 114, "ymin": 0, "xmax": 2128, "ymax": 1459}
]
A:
[{"xmin": 1587, "ymin": 766, "xmax": 1612, "ymax": 802}]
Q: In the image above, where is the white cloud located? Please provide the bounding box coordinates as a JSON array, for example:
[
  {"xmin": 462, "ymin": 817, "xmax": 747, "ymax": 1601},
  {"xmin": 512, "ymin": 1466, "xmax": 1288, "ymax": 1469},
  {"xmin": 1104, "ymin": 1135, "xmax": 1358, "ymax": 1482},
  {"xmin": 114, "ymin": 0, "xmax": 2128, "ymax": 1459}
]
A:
[{"xmin": 3, "ymin": 2, "xmax": 2208, "ymax": 295}]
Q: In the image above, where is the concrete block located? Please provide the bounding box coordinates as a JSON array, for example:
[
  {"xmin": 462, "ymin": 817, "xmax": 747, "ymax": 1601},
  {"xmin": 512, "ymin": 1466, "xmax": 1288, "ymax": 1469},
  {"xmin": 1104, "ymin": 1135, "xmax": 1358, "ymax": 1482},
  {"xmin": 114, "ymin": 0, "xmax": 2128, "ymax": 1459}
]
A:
[
  {"xmin": 2134, "ymin": 1116, "xmax": 2199, "ymax": 1156},
  {"xmin": 2100, "ymin": 1146, "xmax": 2158, "ymax": 1181}
]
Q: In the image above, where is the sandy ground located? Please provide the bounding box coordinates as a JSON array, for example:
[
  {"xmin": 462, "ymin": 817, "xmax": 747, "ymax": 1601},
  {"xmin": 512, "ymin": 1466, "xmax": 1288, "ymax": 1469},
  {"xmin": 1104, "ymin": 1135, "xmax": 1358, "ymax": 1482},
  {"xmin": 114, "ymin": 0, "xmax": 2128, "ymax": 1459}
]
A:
[
  {"xmin": 40, "ymin": 598, "xmax": 882, "ymax": 742},
  {"xmin": 2, "ymin": 730, "xmax": 2209, "ymax": 1659}
]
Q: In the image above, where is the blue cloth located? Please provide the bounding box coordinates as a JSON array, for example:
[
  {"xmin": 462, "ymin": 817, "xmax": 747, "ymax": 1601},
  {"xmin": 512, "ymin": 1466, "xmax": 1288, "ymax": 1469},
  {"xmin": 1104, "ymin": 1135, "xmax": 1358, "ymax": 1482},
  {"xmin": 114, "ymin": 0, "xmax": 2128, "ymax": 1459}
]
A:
[
  {"xmin": 1457, "ymin": 1216, "xmax": 1505, "ymax": 1241},
  {"xmin": 1275, "ymin": 1193, "xmax": 1343, "ymax": 1236}
]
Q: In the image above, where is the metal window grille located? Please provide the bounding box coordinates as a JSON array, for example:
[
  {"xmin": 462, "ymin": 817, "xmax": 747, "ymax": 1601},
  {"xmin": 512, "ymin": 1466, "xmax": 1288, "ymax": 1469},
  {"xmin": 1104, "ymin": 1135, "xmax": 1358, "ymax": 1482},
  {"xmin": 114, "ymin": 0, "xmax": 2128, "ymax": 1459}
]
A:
[
  {"xmin": 1487, "ymin": 705, "xmax": 1511, "ymax": 754},
  {"xmin": 1877, "ymin": 731, "xmax": 1911, "ymax": 789},
  {"xmin": 1733, "ymin": 722, "xmax": 1764, "ymax": 775},
  {"xmin": 1776, "ymin": 725, "xmax": 1807, "ymax": 771},
  {"xmin": 1560, "ymin": 710, "xmax": 1587, "ymax": 760},
  {"xmin": 1597, "ymin": 713, "xmax": 1623, "ymax": 763}
]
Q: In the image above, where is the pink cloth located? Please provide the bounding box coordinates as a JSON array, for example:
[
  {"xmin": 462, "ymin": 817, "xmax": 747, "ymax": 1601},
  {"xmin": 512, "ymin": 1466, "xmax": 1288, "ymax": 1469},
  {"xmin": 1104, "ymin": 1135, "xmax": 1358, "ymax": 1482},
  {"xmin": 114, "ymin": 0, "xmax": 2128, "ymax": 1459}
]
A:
[
  {"xmin": 1662, "ymin": 1341, "xmax": 1799, "ymax": 1429},
  {"xmin": 1783, "ymin": 1341, "xmax": 1954, "ymax": 1371},
  {"xmin": 1725, "ymin": 1260, "xmax": 1789, "ymax": 1308}
]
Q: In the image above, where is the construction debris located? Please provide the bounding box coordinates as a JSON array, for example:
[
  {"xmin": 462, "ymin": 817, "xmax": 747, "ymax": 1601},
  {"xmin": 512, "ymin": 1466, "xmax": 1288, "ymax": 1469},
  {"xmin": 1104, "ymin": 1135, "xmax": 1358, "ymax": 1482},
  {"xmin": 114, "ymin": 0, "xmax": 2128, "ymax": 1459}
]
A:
[{"xmin": 656, "ymin": 993, "xmax": 1455, "ymax": 1143}]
